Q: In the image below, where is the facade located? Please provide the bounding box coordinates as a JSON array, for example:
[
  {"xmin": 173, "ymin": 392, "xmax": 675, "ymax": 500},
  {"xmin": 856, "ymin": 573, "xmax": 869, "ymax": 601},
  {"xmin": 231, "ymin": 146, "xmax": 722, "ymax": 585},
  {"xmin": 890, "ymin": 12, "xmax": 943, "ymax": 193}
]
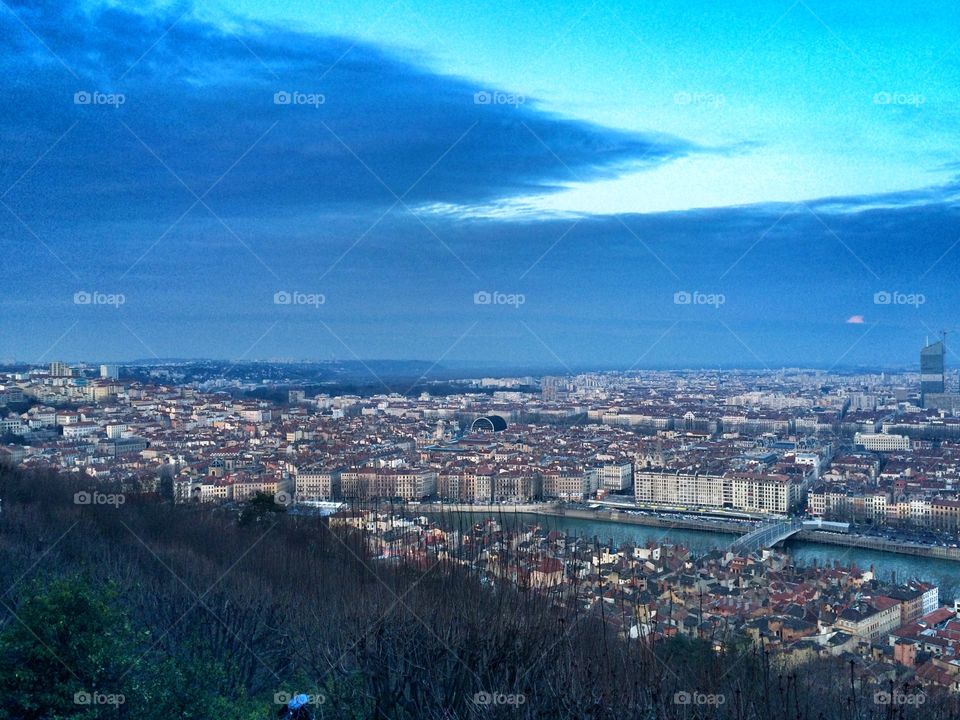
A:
[
  {"xmin": 593, "ymin": 462, "xmax": 633, "ymax": 491},
  {"xmin": 854, "ymin": 433, "xmax": 911, "ymax": 452},
  {"xmin": 491, "ymin": 472, "xmax": 538, "ymax": 501},
  {"xmin": 835, "ymin": 598, "xmax": 902, "ymax": 642},
  {"xmin": 337, "ymin": 467, "xmax": 436, "ymax": 501},
  {"xmin": 98, "ymin": 437, "xmax": 148, "ymax": 456},
  {"xmin": 921, "ymin": 341, "xmax": 946, "ymax": 407},
  {"xmin": 542, "ymin": 469, "xmax": 591, "ymax": 499},
  {"xmin": 811, "ymin": 492, "xmax": 960, "ymax": 532},
  {"xmin": 437, "ymin": 470, "xmax": 464, "ymax": 500},
  {"xmin": 930, "ymin": 499, "xmax": 960, "ymax": 532},
  {"xmin": 48, "ymin": 361, "xmax": 72, "ymax": 377},
  {"xmin": 886, "ymin": 584, "xmax": 939, "ymax": 625},
  {"xmin": 633, "ymin": 468, "xmax": 801, "ymax": 513},
  {"xmin": 395, "ymin": 469, "xmax": 438, "ymax": 500},
  {"xmin": 808, "ymin": 489, "xmax": 888, "ymax": 521},
  {"xmin": 295, "ymin": 468, "xmax": 340, "ymax": 500},
  {"xmin": 0, "ymin": 418, "xmax": 26, "ymax": 435}
]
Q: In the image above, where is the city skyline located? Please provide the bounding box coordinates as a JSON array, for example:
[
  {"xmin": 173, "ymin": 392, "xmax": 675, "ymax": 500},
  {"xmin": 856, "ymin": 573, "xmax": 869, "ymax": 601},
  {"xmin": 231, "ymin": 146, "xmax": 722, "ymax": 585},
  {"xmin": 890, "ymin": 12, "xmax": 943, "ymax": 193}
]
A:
[{"xmin": 2, "ymin": 0, "xmax": 959, "ymax": 367}]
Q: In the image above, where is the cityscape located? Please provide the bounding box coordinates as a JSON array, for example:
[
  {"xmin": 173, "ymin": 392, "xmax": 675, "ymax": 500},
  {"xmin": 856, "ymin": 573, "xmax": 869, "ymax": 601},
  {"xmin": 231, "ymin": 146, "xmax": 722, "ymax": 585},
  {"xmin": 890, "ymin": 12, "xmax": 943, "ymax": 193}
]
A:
[
  {"xmin": 3, "ymin": 0, "xmax": 960, "ymax": 717},
  {"xmin": 5, "ymin": 341, "xmax": 960, "ymax": 713}
]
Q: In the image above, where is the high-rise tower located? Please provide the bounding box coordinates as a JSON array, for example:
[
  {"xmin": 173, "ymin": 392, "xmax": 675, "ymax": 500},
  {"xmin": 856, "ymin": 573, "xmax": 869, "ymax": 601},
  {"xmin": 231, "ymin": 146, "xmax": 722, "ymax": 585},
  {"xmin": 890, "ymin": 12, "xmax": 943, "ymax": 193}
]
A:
[{"xmin": 920, "ymin": 340, "xmax": 946, "ymax": 407}]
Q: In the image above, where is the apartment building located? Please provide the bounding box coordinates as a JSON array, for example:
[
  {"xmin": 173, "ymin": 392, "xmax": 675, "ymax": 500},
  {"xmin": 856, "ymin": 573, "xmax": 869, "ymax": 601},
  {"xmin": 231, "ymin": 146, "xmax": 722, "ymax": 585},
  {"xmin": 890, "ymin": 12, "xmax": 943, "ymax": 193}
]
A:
[
  {"xmin": 855, "ymin": 433, "xmax": 911, "ymax": 452},
  {"xmin": 542, "ymin": 469, "xmax": 591, "ymax": 499},
  {"xmin": 807, "ymin": 490, "xmax": 888, "ymax": 521},
  {"xmin": 491, "ymin": 472, "xmax": 538, "ymax": 501},
  {"xmin": 930, "ymin": 499, "xmax": 960, "ymax": 532},
  {"xmin": 437, "ymin": 470, "xmax": 464, "ymax": 500},
  {"xmin": 338, "ymin": 467, "xmax": 435, "ymax": 501},
  {"xmin": 591, "ymin": 461, "xmax": 633, "ymax": 491},
  {"xmin": 295, "ymin": 468, "xmax": 341, "ymax": 500},
  {"xmin": 886, "ymin": 584, "xmax": 939, "ymax": 626},
  {"xmin": 394, "ymin": 469, "xmax": 437, "ymax": 500},
  {"xmin": 835, "ymin": 598, "xmax": 902, "ymax": 642},
  {"xmin": 634, "ymin": 468, "xmax": 800, "ymax": 513}
]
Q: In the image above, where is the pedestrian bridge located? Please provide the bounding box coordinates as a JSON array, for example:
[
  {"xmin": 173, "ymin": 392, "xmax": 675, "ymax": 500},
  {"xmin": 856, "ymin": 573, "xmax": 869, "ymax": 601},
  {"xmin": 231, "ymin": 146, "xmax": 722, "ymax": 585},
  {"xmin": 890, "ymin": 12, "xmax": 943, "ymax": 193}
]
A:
[{"xmin": 730, "ymin": 519, "xmax": 804, "ymax": 555}]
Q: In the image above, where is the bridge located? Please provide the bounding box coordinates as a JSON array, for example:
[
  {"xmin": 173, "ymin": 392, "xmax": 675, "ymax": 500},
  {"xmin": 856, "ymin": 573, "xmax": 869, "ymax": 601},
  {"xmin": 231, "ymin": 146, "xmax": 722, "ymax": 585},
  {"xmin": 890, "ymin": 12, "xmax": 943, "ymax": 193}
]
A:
[{"xmin": 729, "ymin": 519, "xmax": 804, "ymax": 555}]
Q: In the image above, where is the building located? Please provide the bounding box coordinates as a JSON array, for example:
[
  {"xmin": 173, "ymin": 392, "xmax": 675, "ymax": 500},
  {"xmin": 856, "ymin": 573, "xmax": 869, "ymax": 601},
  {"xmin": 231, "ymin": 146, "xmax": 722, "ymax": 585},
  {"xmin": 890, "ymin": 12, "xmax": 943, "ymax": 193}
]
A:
[
  {"xmin": 633, "ymin": 468, "xmax": 801, "ymax": 514},
  {"xmin": 930, "ymin": 498, "xmax": 960, "ymax": 533},
  {"xmin": 100, "ymin": 364, "xmax": 119, "ymax": 379},
  {"xmin": 338, "ymin": 467, "xmax": 436, "ymax": 501},
  {"xmin": 885, "ymin": 584, "xmax": 939, "ymax": 626},
  {"xmin": 591, "ymin": 462, "xmax": 633, "ymax": 491},
  {"xmin": 98, "ymin": 437, "xmax": 148, "ymax": 456},
  {"xmin": 921, "ymin": 341, "xmax": 946, "ymax": 407},
  {"xmin": 48, "ymin": 361, "xmax": 72, "ymax": 377},
  {"xmin": 295, "ymin": 468, "xmax": 340, "ymax": 500},
  {"xmin": 807, "ymin": 488, "xmax": 888, "ymax": 522},
  {"xmin": 470, "ymin": 415, "xmax": 508, "ymax": 433},
  {"xmin": 854, "ymin": 433, "xmax": 911, "ymax": 452},
  {"xmin": 395, "ymin": 469, "xmax": 437, "ymax": 500},
  {"xmin": 0, "ymin": 418, "xmax": 25, "ymax": 435},
  {"xmin": 541, "ymin": 376, "xmax": 562, "ymax": 401},
  {"xmin": 543, "ymin": 472, "xmax": 590, "ymax": 500},
  {"xmin": 835, "ymin": 598, "xmax": 902, "ymax": 642}
]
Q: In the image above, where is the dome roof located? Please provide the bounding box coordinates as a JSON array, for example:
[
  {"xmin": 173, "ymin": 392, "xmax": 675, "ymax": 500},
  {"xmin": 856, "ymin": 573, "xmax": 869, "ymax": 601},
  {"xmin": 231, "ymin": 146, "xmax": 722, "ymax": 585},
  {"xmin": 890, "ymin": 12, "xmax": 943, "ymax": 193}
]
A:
[{"xmin": 470, "ymin": 414, "xmax": 507, "ymax": 432}]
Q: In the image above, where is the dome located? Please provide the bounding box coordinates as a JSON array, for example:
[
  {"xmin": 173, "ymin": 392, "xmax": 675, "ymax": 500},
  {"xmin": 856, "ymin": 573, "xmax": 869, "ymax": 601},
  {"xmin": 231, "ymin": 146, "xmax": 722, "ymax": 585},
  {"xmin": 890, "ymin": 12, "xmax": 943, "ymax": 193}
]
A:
[{"xmin": 470, "ymin": 414, "xmax": 507, "ymax": 432}]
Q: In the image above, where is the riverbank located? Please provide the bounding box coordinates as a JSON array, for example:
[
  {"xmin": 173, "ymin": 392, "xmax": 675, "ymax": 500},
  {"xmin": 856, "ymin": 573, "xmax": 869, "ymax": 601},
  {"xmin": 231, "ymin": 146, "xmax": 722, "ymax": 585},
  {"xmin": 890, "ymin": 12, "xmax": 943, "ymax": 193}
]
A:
[
  {"xmin": 797, "ymin": 530, "xmax": 960, "ymax": 562},
  {"xmin": 542, "ymin": 507, "xmax": 746, "ymax": 535}
]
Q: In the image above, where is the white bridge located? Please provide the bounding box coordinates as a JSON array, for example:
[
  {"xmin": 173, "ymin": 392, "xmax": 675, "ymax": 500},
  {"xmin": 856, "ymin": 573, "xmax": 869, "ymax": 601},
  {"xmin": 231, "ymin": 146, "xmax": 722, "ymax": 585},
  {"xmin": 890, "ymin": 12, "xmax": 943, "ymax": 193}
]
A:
[{"xmin": 730, "ymin": 519, "xmax": 805, "ymax": 555}]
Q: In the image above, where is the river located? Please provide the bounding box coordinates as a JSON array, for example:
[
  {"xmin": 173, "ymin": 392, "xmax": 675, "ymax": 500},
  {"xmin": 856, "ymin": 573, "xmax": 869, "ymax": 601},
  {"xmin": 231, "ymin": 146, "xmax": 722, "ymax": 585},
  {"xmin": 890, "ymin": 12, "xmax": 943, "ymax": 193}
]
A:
[{"xmin": 429, "ymin": 511, "xmax": 960, "ymax": 601}]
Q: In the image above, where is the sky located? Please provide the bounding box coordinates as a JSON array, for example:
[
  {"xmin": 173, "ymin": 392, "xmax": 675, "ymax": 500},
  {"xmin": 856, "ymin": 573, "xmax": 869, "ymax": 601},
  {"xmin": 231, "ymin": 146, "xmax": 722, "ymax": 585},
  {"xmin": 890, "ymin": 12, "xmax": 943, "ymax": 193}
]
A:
[{"xmin": 1, "ymin": 0, "xmax": 959, "ymax": 371}]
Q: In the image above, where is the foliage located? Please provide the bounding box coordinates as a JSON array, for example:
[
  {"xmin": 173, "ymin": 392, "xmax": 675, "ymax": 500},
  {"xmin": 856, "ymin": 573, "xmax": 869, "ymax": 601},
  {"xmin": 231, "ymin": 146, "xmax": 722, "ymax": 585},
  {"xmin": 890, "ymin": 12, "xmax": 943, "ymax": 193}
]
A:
[
  {"xmin": 238, "ymin": 491, "xmax": 287, "ymax": 526},
  {"xmin": 0, "ymin": 466, "xmax": 956, "ymax": 719}
]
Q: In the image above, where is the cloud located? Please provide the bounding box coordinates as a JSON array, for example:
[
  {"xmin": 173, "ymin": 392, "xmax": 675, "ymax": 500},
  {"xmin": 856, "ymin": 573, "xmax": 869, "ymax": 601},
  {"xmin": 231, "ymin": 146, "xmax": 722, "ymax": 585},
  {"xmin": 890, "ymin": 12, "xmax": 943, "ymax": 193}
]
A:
[
  {"xmin": 2, "ymin": 1, "xmax": 958, "ymax": 369},
  {"xmin": 0, "ymin": 0, "xmax": 695, "ymax": 224},
  {"xmin": 846, "ymin": 315, "xmax": 865, "ymax": 324}
]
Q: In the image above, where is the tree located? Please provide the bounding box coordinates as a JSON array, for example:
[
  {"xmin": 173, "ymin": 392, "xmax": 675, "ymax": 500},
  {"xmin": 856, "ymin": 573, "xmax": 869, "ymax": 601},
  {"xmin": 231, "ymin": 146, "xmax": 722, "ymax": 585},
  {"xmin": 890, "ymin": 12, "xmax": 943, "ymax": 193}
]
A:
[
  {"xmin": 0, "ymin": 578, "xmax": 134, "ymax": 720},
  {"xmin": 0, "ymin": 577, "xmax": 262, "ymax": 720},
  {"xmin": 238, "ymin": 491, "xmax": 287, "ymax": 526}
]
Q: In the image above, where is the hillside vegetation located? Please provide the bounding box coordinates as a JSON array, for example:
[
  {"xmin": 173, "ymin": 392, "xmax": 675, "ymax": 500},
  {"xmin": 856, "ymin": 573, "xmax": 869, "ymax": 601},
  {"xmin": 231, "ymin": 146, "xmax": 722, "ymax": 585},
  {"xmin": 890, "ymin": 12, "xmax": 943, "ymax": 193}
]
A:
[{"xmin": 0, "ymin": 466, "xmax": 953, "ymax": 719}]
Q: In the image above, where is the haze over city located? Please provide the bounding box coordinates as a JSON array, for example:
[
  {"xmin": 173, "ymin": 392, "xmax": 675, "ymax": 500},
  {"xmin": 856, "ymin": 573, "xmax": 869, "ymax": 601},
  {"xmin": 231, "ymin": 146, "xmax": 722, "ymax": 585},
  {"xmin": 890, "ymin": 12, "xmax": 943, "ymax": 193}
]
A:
[{"xmin": 2, "ymin": 0, "xmax": 959, "ymax": 368}]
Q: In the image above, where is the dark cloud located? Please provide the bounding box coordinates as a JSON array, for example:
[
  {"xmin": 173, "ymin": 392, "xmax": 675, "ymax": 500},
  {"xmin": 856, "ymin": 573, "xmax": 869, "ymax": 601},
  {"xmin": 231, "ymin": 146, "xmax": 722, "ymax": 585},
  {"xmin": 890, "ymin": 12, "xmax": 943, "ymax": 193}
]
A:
[
  {"xmin": 0, "ymin": 0, "xmax": 694, "ymax": 223},
  {"xmin": 1, "ymin": 1, "xmax": 957, "ymax": 369}
]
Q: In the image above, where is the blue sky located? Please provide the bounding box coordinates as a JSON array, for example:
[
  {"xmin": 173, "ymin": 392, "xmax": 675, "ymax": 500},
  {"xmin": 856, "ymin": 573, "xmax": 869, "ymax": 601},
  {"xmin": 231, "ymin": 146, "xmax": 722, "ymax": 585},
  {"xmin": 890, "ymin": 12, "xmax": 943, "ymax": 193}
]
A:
[{"xmin": 1, "ymin": 0, "xmax": 959, "ymax": 370}]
